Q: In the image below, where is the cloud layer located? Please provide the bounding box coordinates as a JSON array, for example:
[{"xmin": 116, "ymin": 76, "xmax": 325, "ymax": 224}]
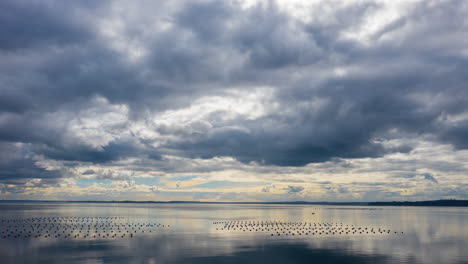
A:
[{"xmin": 0, "ymin": 0, "xmax": 467, "ymax": 201}]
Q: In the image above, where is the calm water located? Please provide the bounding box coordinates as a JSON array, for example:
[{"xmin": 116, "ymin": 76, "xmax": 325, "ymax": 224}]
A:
[{"xmin": 0, "ymin": 203, "xmax": 467, "ymax": 264}]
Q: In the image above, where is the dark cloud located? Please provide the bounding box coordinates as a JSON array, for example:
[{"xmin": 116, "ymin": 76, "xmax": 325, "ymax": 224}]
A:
[
  {"xmin": 172, "ymin": 0, "xmax": 466, "ymax": 166},
  {"xmin": 34, "ymin": 140, "xmax": 143, "ymax": 163},
  {"xmin": 421, "ymin": 173, "xmax": 439, "ymax": 184},
  {"xmin": 286, "ymin": 185, "xmax": 304, "ymax": 194},
  {"xmin": 0, "ymin": 142, "xmax": 62, "ymax": 182},
  {"xmin": 439, "ymin": 121, "xmax": 468, "ymax": 149},
  {"xmin": 1, "ymin": 0, "xmax": 468, "ymax": 187},
  {"xmin": 397, "ymin": 172, "xmax": 439, "ymax": 184},
  {"xmin": 0, "ymin": 0, "xmax": 99, "ymax": 51},
  {"xmin": 81, "ymin": 169, "xmax": 96, "ymax": 175},
  {"xmin": 167, "ymin": 105, "xmax": 413, "ymax": 166}
]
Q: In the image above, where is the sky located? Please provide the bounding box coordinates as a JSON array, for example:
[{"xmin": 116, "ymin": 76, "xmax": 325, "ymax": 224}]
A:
[{"xmin": 0, "ymin": 0, "xmax": 467, "ymax": 202}]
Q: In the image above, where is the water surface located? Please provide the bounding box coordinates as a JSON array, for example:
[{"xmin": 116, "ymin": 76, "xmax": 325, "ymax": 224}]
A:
[{"xmin": 0, "ymin": 203, "xmax": 466, "ymax": 264}]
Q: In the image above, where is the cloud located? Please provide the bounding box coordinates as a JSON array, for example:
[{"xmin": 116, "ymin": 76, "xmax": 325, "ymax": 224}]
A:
[
  {"xmin": 94, "ymin": 170, "xmax": 126, "ymax": 181},
  {"xmin": 398, "ymin": 172, "xmax": 439, "ymax": 184},
  {"xmin": 261, "ymin": 184, "xmax": 275, "ymax": 193},
  {"xmin": 123, "ymin": 178, "xmax": 136, "ymax": 189},
  {"xmin": 0, "ymin": 0, "xmax": 97, "ymax": 52},
  {"xmin": 0, "ymin": 142, "xmax": 63, "ymax": 182},
  {"xmin": 82, "ymin": 170, "xmax": 96, "ymax": 175},
  {"xmin": 286, "ymin": 186, "xmax": 304, "ymax": 194},
  {"xmin": 421, "ymin": 173, "xmax": 439, "ymax": 184},
  {"xmin": 0, "ymin": 0, "xmax": 467, "ymax": 200},
  {"xmin": 2, "ymin": 0, "xmax": 468, "ymax": 167}
]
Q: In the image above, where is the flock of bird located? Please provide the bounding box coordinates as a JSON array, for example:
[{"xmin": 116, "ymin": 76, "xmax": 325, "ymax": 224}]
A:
[
  {"xmin": 1, "ymin": 214, "xmax": 404, "ymax": 241},
  {"xmin": 213, "ymin": 220, "xmax": 404, "ymax": 237},
  {"xmin": 0, "ymin": 216, "xmax": 170, "ymax": 240}
]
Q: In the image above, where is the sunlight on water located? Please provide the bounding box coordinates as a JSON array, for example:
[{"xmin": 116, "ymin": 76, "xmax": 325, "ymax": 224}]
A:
[{"xmin": 0, "ymin": 203, "xmax": 467, "ymax": 264}]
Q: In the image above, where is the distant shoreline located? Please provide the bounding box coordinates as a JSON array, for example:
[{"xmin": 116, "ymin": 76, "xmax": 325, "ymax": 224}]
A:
[{"xmin": 0, "ymin": 199, "xmax": 466, "ymax": 207}]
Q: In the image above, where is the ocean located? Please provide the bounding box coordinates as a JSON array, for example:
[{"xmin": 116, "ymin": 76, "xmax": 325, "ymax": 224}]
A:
[{"xmin": 0, "ymin": 202, "xmax": 467, "ymax": 264}]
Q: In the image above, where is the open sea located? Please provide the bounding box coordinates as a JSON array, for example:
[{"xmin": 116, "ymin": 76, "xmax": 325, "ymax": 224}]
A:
[{"xmin": 0, "ymin": 202, "xmax": 467, "ymax": 264}]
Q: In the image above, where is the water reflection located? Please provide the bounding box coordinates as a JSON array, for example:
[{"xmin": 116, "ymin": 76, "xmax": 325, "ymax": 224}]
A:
[{"xmin": 0, "ymin": 203, "xmax": 466, "ymax": 264}]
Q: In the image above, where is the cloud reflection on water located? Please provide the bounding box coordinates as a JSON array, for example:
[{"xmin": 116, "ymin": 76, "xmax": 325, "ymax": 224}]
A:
[{"xmin": 0, "ymin": 203, "xmax": 466, "ymax": 264}]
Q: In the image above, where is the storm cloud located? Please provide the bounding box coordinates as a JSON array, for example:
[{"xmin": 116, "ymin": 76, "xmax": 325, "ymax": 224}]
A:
[{"xmin": 0, "ymin": 0, "xmax": 467, "ymax": 201}]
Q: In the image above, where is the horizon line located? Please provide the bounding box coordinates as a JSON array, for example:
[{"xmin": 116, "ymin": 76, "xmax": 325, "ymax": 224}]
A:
[{"xmin": 0, "ymin": 199, "xmax": 467, "ymax": 206}]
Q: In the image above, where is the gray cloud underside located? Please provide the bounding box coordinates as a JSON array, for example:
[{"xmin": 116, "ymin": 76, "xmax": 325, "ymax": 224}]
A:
[
  {"xmin": 286, "ymin": 185, "xmax": 305, "ymax": 193},
  {"xmin": 1, "ymin": 0, "xmax": 468, "ymax": 183}
]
